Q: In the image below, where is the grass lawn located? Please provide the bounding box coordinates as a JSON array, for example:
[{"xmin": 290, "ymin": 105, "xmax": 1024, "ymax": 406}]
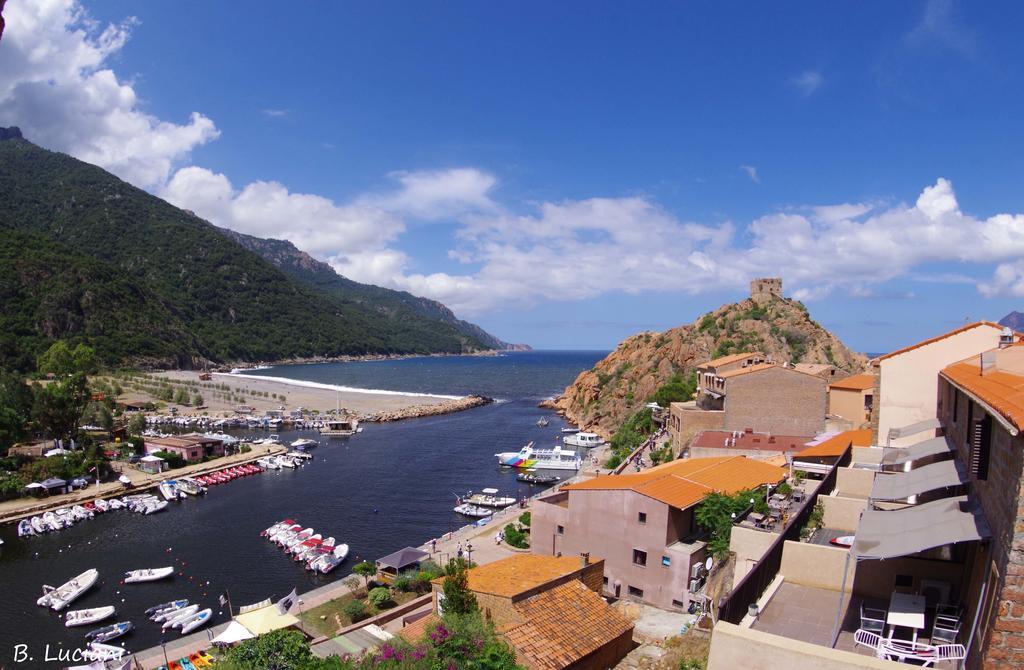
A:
[{"xmin": 298, "ymin": 589, "xmax": 425, "ymax": 637}]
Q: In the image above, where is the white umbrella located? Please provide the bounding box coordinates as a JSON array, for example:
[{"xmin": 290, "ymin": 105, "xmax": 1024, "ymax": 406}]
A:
[{"xmin": 25, "ymin": 482, "xmax": 44, "ymax": 489}]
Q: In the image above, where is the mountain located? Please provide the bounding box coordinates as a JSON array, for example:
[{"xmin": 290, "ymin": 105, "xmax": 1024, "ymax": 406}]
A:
[
  {"xmin": 999, "ymin": 311, "xmax": 1024, "ymax": 332},
  {"xmin": 0, "ymin": 129, "xmax": 507, "ymax": 369},
  {"xmin": 218, "ymin": 230, "xmax": 509, "ymax": 350},
  {"xmin": 554, "ymin": 283, "xmax": 867, "ymax": 436}
]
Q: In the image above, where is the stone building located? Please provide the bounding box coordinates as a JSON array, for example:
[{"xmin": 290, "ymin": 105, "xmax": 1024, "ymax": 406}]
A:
[{"xmin": 750, "ymin": 277, "xmax": 783, "ymax": 305}]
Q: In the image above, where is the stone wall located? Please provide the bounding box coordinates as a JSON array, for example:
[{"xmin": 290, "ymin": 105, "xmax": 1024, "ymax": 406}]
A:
[
  {"xmin": 669, "ymin": 403, "xmax": 725, "ymax": 452},
  {"xmin": 724, "ymin": 366, "xmax": 826, "ymax": 436}
]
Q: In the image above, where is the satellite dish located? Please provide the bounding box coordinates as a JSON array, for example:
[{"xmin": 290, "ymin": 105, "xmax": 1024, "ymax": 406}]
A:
[{"xmin": 705, "ymin": 556, "xmax": 714, "ymax": 572}]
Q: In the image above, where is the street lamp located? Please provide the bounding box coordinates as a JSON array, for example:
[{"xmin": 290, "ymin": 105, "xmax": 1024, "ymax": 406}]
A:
[{"xmin": 466, "ymin": 542, "xmax": 474, "ymax": 565}]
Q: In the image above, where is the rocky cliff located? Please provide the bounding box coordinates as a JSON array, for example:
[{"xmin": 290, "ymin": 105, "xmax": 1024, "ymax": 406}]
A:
[
  {"xmin": 999, "ymin": 311, "xmax": 1024, "ymax": 332},
  {"xmin": 554, "ymin": 288, "xmax": 867, "ymax": 437}
]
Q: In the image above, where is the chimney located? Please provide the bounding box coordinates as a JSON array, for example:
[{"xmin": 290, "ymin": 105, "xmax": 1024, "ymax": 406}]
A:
[
  {"xmin": 981, "ymin": 351, "xmax": 996, "ymax": 375},
  {"xmin": 580, "ymin": 552, "xmax": 590, "ymax": 568},
  {"xmin": 1000, "ymin": 327, "xmax": 1015, "ymax": 349}
]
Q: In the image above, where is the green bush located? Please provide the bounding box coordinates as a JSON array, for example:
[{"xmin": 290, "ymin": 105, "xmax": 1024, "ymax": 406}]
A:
[
  {"xmin": 343, "ymin": 599, "xmax": 368, "ymax": 623},
  {"xmin": 503, "ymin": 525, "xmax": 529, "ymax": 549},
  {"xmin": 518, "ymin": 511, "xmax": 531, "ymax": 527},
  {"xmin": 368, "ymin": 587, "xmax": 392, "ymax": 609},
  {"xmin": 151, "ymin": 449, "xmax": 185, "ymax": 469},
  {"xmin": 649, "ymin": 371, "xmax": 698, "ymax": 407},
  {"xmin": 776, "ymin": 482, "xmax": 793, "ymax": 496},
  {"xmin": 240, "ymin": 444, "xmax": 252, "ymax": 454}
]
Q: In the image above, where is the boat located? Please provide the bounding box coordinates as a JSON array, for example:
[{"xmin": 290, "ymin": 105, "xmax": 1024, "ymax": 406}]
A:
[
  {"xmin": 517, "ymin": 472, "xmax": 561, "ymax": 485},
  {"xmin": 829, "ymin": 535, "xmax": 855, "ymax": 547},
  {"xmin": 94, "ymin": 499, "xmax": 109, "ymax": 512},
  {"xmin": 157, "ymin": 604, "xmax": 198, "ymax": 625},
  {"xmin": 85, "ymin": 621, "xmax": 133, "ymax": 642},
  {"xmin": 81, "ymin": 642, "xmax": 128, "ymax": 662},
  {"xmin": 561, "ymin": 427, "xmax": 579, "ymax": 434},
  {"xmin": 288, "ymin": 451, "xmax": 313, "ymax": 460},
  {"xmin": 146, "ymin": 599, "xmax": 188, "ymax": 617},
  {"xmin": 454, "ymin": 503, "xmax": 492, "ymax": 518},
  {"xmin": 37, "ymin": 569, "xmax": 99, "ymax": 610},
  {"xmin": 125, "ymin": 566, "xmax": 174, "ymax": 583},
  {"xmin": 495, "ymin": 442, "xmax": 582, "ymax": 471},
  {"xmin": 277, "ymin": 456, "xmax": 298, "ymax": 469},
  {"xmin": 165, "ymin": 604, "xmax": 204, "ymax": 629},
  {"xmin": 177, "ymin": 478, "xmax": 207, "ymax": 495},
  {"xmin": 290, "ymin": 438, "xmax": 317, "ymax": 450},
  {"xmin": 158, "ymin": 481, "xmax": 184, "ymax": 501},
  {"xmin": 178, "ymin": 608, "xmax": 213, "ymax": 634},
  {"xmin": 65, "ymin": 606, "xmax": 117, "ymax": 627},
  {"xmin": 30, "ymin": 516, "xmax": 46, "ymax": 534},
  {"xmin": 463, "ymin": 488, "xmax": 517, "ymax": 508},
  {"xmin": 319, "ymin": 418, "xmax": 359, "ymax": 437},
  {"xmin": 536, "ymin": 417, "xmax": 549, "ymax": 427},
  {"xmin": 144, "ymin": 500, "xmax": 169, "ymax": 515},
  {"xmin": 43, "ymin": 511, "xmax": 62, "ymax": 531},
  {"xmin": 18, "ymin": 519, "xmax": 33, "ymax": 537},
  {"xmin": 107, "ymin": 498, "xmax": 124, "ymax": 510},
  {"xmin": 261, "ymin": 519, "xmax": 295, "ymax": 536},
  {"xmin": 258, "ymin": 457, "xmax": 280, "ymax": 470},
  {"xmin": 562, "ymin": 431, "xmax": 606, "ymax": 449}
]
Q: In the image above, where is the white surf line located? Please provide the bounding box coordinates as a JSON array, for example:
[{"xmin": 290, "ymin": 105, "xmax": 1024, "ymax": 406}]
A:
[{"xmin": 213, "ymin": 372, "xmax": 462, "ymax": 400}]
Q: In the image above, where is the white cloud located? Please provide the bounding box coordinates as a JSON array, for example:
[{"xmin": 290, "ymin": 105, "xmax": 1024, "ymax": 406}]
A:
[
  {"xmin": 980, "ymin": 262, "xmax": 1024, "ymax": 298},
  {"xmin": 790, "ymin": 70, "xmax": 824, "ymax": 96},
  {"xmin": 262, "ymin": 109, "xmax": 289, "ymax": 118},
  {"xmin": 740, "ymin": 165, "xmax": 760, "ymax": 184},
  {"xmin": 906, "ymin": 0, "xmax": 976, "ymax": 57},
  {"xmin": 0, "ymin": 0, "xmax": 218, "ymax": 188}
]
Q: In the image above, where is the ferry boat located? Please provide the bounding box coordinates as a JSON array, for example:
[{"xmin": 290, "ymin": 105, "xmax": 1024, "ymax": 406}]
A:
[
  {"xmin": 495, "ymin": 442, "xmax": 582, "ymax": 471},
  {"xmin": 562, "ymin": 432, "xmax": 606, "ymax": 449},
  {"xmin": 319, "ymin": 418, "xmax": 359, "ymax": 437}
]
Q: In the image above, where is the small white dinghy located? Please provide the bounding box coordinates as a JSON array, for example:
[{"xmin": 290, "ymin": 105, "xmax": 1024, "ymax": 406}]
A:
[
  {"xmin": 65, "ymin": 605, "xmax": 116, "ymax": 627},
  {"xmin": 160, "ymin": 604, "xmax": 199, "ymax": 627},
  {"xmin": 178, "ymin": 608, "xmax": 213, "ymax": 634},
  {"xmin": 125, "ymin": 566, "xmax": 174, "ymax": 583},
  {"xmin": 81, "ymin": 642, "xmax": 127, "ymax": 662},
  {"xmin": 38, "ymin": 569, "xmax": 100, "ymax": 611}
]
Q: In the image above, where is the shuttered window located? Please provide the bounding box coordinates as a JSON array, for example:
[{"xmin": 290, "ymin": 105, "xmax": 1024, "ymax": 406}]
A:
[{"xmin": 969, "ymin": 412, "xmax": 991, "ymax": 481}]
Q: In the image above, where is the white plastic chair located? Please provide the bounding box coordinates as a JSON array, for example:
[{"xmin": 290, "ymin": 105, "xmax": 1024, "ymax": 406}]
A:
[
  {"xmin": 935, "ymin": 643, "xmax": 967, "ymax": 664},
  {"xmin": 878, "ymin": 638, "xmax": 940, "ymax": 666},
  {"xmin": 860, "ymin": 603, "xmax": 888, "ymax": 635},
  {"xmin": 854, "ymin": 628, "xmax": 883, "ymax": 655}
]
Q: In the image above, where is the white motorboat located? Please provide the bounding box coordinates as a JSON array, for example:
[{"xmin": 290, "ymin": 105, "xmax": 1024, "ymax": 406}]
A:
[
  {"xmin": 536, "ymin": 417, "xmax": 549, "ymax": 427},
  {"xmin": 124, "ymin": 566, "xmax": 174, "ymax": 583},
  {"xmin": 65, "ymin": 606, "xmax": 116, "ymax": 627},
  {"xmin": 163, "ymin": 605, "xmax": 201, "ymax": 629},
  {"xmin": 290, "ymin": 438, "xmax": 317, "ymax": 450},
  {"xmin": 561, "ymin": 427, "xmax": 580, "ymax": 434},
  {"xmin": 284, "ymin": 529, "xmax": 316, "ymax": 549},
  {"xmin": 177, "ymin": 478, "xmax": 207, "ymax": 495},
  {"xmin": 158, "ymin": 481, "xmax": 184, "ymax": 501},
  {"xmin": 107, "ymin": 498, "xmax": 124, "ymax": 510},
  {"xmin": 257, "ymin": 457, "xmax": 280, "ymax": 470},
  {"xmin": 463, "ymin": 488, "xmax": 517, "ymax": 508},
  {"xmin": 94, "ymin": 499, "xmax": 109, "ymax": 512},
  {"xmin": 319, "ymin": 418, "xmax": 358, "ymax": 437},
  {"xmin": 30, "ymin": 516, "xmax": 46, "ymax": 533},
  {"xmin": 144, "ymin": 500, "xmax": 168, "ymax": 515},
  {"xmin": 277, "ymin": 456, "xmax": 298, "ymax": 469},
  {"xmin": 81, "ymin": 642, "xmax": 128, "ymax": 662},
  {"xmin": 454, "ymin": 503, "xmax": 492, "ymax": 518},
  {"xmin": 267, "ymin": 434, "xmax": 281, "ymax": 444},
  {"xmin": 156, "ymin": 604, "xmax": 198, "ymax": 625},
  {"xmin": 178, "ymin": 608, "xmax": 212, "ymax": 634},
  {"xmin": 43, "ymin": 511, "xmax": 62, "ymax": 531},
  {"xmin": 38, "ymin": 569, "xmax": 99, "ymax": 610},
  {"xmin": 289, "ymin": 533, "xmax": 323, "ymax": 554},
  {"xmin": 85, "ymin": 621, "xmax": 133, "ymax": 643},
  {"xmin": 562, "ymin": 431, "xmax": 606, "ymax": 449},
  {"xmin": 17, "ymin": 519, "xmax": 33, "ymax": 537},
  {"xmin": 288, "ymin": 451, "xmax": 313, "ymax": 460},
  {"xmin": 495, "ymin": 441, "xmax": 582, "ymax": 471},
  {"xmin": 146, "ymin": 599, "xmax": 188, "ymax": 617}
]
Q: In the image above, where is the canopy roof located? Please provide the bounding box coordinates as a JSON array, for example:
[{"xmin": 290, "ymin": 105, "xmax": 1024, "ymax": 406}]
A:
[
  {"xmin": 39, "ymin": 477, "xmax": 67, "ymax": 488},
  {"xmin": 234, "ymin": 604, "xmax": 299, "ymax": 636},
  {"xmin": 870, "ymin": 459, "xmax": 968, "ymax": 502},
  {"xmin": 852, "ymin": 495, "xmax": 990, "ymax": 560},
  {"xmin": 139, "ymin": 455, "xmax": 165, "ymax": 462},
  {"xmin": 880, "ymin": 435, "xmax": 954, "ymax": 466},
  {"xmin": 210, "ymin": 620, "xmax": 256, "ymax": 645},
  {"xmin": 376, "ymin": 546, "xmax": 429, "ymax": 570},
  {"xmin": 886, "ymin": 417, "xmax": 942, "ymax": 441}
]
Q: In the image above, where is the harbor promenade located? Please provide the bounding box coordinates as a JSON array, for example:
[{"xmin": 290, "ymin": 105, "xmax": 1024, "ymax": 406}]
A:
[{"xmin": 0, "ymin": 444, "xmax": 288, "ymax": 526}]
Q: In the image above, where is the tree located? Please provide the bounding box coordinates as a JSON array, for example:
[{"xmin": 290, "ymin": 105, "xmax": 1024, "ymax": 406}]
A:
[
  {"xmin": 192, "ymin": 392, "xmax": 204, "ymax": 406},
  {"xmin": 32, "ymin": 374, "xmax": 90, "ymax": 442},
  {"xmin": 0, "ymin": 372, "xmax": 33, "ymax": 453},
  {"xmin": 368, "ymin": 586, "xmax": 392, "ymax": 609},
  {"xmin": 441, "ymin": 559, "xmax": 478, "ymax": 616},
  {"xmin": 127, "ymin": 413, "xmax": 147, "ymax": 436},
  {"xmin": 223, "ymin": 628, "xmax": 312, "ymax": 670},
  {"xmin": 342, "ymin": 599, "xmax": 368, "ymax": 623},
  {"xmin": 173, "ymin": 387, "xmax": 189, "ymax": 405},
  {"xmin": 353, "ymin": 561, "xmax": 376, "ymax": 591},
  {"xmin": 98, "ymin": 405, "xmax": 114, "ymax": 433},
  {"xmin": 37, "ymin": 341, "xmax": 97, "ymax": 377}
]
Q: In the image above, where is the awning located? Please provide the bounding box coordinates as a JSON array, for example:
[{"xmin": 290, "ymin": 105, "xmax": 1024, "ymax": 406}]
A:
[
  {"xmin": 234, "ymin": 604, "xmax": 300, "ymax": 636},
  {"xmin": 887, "ymin": 417, "xmax": 942, "ymax": 441},
  {"xmin": 39, "ymin": 477, "xmax": 67, "ymax": 489},
  {"xmin": 139, "ymin": 455, "xmax": 164, "ymax": 462},
  {"xmin": 880, "ymin": 435, "xmax": 954, "ymax": 466},
  {"xmin": 210, "ymin": 620, "xmax": 256, "ymax": 645},
  {"xmin": 852, "ymin": 495, "xmax": 990, "ymax": 560},
  {"xmin": 376, "ymin": 546, "xmax": 429, "ymax": 570},
  {"xmin": 870, "ymin": 459, "xmax": 968, "ymax": 502}
]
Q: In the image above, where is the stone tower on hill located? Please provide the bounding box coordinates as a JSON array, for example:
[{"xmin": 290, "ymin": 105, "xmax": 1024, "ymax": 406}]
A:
[{"xmin": 750, "ymin": 277, "xmax": 782, "ymax": 304}]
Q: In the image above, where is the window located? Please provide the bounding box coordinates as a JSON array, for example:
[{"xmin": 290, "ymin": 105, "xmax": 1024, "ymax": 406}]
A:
[
  {"xmin": 952, "ymin": 386, "xmax": 959, "ymax": 424},
  {"xmin": 970, "ymin": 413, "xmax": 992, "ymax": 481},
  {"xmin": 556, "ymin": 525, "xmax": 564, "ymax": 535},
  {"xmin": 602, "ymin": 576, "xmax": 608, "ymax": 586},
  {"xmin": 628, "ymin": 585, "xmax": 644, "ymax": 598},
  {"xmin": 638, "ymin": 512, "xmax": 647, "ymax": 524},
  {"xmin": 661, "ymin": 556, "xmax": 671, "ymax": 567},
  {"xmin": 672, "ymin": 599, "xmax": 685, "ymax": 609},
  {"xmin": 633, "ymin": 549, "xmax": 647, "ymax": 567}
]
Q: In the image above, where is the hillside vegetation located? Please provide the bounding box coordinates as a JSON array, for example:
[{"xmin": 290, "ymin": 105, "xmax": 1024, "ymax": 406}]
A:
[
  {"xmin": 555, "ymin": 292, "xmax": 867, "ymax": 437},
  {"xmin": 0, "ymin": 130, "xmax": 506, "ymax": 369}
]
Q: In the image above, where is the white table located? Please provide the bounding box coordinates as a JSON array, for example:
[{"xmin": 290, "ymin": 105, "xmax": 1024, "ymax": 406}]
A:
[{"xmin": 887, "ymin": 592, "xmax": 926, "ymax": 643}]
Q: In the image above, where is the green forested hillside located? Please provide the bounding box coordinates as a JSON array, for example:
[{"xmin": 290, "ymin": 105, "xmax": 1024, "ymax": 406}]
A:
[{"xmin": 0, "ymin": 131, "xmax": 501, "ymax": 369}]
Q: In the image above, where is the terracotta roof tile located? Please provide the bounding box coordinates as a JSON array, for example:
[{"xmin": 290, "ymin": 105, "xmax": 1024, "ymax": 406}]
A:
[
  {"xmin": 875, "ymin": 322, "xmax": 1010, "ymax": 362},
  {"xmin": 691, "ymin": 430, "xmax": 811, "ymax": 452},
  {"xmin": 942, "ymin": 359, "xmax": 1024, "ymax": 432},
  {"xmin": 717, "ymin": 362, "xmax": 777, "ymax": 379},
  {"xmin": 431, "ymin": 554, "xmax": 597, "ymax": 598},
  {"xmin": 397, "ymin": 613, "xmax": 440, "ymax": 642},
  {"xmin": 563, "ymin": 456, "xmax": 786, "ymax": 509},
  {"xmin": 503, "ymin": 581, "xmax": 633, "ymax": 670},
  {"xmin": 829, "ymin": 373, "xmax": 877, "ymax": 391},
  {"xmin": 702, "ymin": 351, "xmax": 764, "ymax": 368},
  {"xmin": 797, "ymin": 429, "xmax": 872, "ymax": 458}
]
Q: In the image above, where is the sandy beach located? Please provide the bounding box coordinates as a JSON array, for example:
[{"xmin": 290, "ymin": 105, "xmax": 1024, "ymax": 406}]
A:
[{"xmin": 148, "ymin": 370, "xmax": 457, "ymax": 416}]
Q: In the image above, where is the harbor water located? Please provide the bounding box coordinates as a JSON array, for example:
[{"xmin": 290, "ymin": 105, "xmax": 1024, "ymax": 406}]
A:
[{"xmin": 0, "ymin": 351, "xmax": 604, "ymax": 666}]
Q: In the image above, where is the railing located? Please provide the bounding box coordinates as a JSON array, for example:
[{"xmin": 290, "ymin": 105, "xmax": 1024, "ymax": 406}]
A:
[{"xmin": 717, "ymin": 445, "xmax": 850, "ymax": 624}]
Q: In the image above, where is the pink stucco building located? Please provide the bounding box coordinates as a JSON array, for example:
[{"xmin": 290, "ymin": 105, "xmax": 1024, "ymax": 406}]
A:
[{"xmin": 530, "ymin": 456, "xmax": 786, "ymax": 610}]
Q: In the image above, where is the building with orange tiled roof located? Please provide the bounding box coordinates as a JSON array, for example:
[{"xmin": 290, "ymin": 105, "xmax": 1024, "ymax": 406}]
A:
[
  {"xmin": 671, "ymin": 358, "xmax": 828, "ymax": 448},
  {"xmin": 412, "ymin": 554, "xmax": 633, "ymax": 670},
  {"xmin": 532, "ymin": 456, "xmax": 785, "ymax": 611},
  {"xmin": 827, "ymin": 372, "xmax": 876, "ymax": 427},
  {"xmin": 871, "ymin": 321, "xmax": 1018, "ymax": 447}
]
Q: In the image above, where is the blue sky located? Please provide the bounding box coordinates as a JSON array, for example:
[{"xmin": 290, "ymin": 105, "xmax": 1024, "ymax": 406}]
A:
[{"xmin": 2, "ymin": 1, "xmax": 1024, "ymax": 352}]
